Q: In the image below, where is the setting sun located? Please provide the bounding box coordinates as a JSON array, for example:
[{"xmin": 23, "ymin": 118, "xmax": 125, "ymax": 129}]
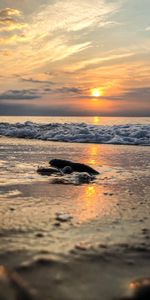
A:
[{"xmin": 90, "ymin": 88, "xmax": 103, "ymax": 98}]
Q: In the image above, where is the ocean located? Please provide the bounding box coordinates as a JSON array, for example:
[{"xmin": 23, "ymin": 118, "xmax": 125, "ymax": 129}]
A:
[{"xmin": 0, "ymin": 116, "xmax": 150, "ymax": 145}]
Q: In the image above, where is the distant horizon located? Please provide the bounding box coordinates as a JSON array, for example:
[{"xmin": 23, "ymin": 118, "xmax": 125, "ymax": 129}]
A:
[{"xmin": 1, "ymin": 114, "xmax": 150, "ymax": 117}]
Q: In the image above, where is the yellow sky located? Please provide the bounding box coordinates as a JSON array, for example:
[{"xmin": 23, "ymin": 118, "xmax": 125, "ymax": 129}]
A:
[{"xmin": 0, "ymin": 0, "xmax": 150, "ymax": 115}]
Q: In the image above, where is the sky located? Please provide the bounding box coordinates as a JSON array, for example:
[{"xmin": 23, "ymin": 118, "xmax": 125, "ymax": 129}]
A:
[{"xmin": 0, "ymin": 0, "xmax": 150, "ymax": 116}]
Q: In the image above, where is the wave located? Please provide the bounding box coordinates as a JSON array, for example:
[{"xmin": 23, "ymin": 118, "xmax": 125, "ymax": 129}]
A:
[{"xmin": 0, "ymin": 121, "xmax": 149, "ymax": 145}]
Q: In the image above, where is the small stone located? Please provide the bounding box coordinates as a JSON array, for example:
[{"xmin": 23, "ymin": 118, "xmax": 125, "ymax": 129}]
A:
[
  {"xmin": 35, "ymin": 233, "xmax": 44, "ymax": 238},
  {"xmin": 62, "ymin": 166, "xmax": 73, "ymax": 174},
  {"xmin": 37, "ymin": 166, "xmax": 60, "ymax": 176},
  {"xmin": 74, "ymin": 172, "xmax": 93, "ymax": 184},
  {"xmin": 53, "ymin": 222, "xmax": 61, "ymax": 227},
  {"xmin": 9, "ymin": 207, "xmax": 15, "ymax": 211},
  {"xmin": 103, "ymin": 192, "xmax": 113, "ymax": 196},
  {"xmin": 56, "ymin": 213, "xmax": 72, "ymax": 222},
  {"xmin": 142, "ymin": 228, "xmax": 149, "ymax": 234},
  {"xmin": 99, "ymin": 244, "xmax": 108, "ymax": 249},
  {"xmin": 75, "ymin": 242, "xmax": 92, "ymax": 251}
]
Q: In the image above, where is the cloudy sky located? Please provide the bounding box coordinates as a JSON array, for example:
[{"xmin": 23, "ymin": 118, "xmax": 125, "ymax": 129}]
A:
[{"xmin": 0, "ymin": 0, "xmax": 150, "ymax": 116}]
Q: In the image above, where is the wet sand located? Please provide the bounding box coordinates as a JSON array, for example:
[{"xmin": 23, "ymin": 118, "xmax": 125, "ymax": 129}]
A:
[{"xmin": 0, "ymin": 136, "xmax": 150, "ymax": 299}]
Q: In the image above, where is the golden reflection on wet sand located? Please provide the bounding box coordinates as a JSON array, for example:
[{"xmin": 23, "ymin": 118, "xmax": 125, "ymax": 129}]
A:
[
  {"xmin": 71, "ymin": 143, "xmax": 116, "ymax": 223},
  {"xmin": 73, "ymin": 184, "xmax": 116, "ymax": 223},
  {"xmin": 86, "ymin": 144, "xmax": 99, "ymax": 166}
]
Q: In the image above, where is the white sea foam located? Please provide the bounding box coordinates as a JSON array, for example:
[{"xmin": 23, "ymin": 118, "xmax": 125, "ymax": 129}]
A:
[{"xmin": 0, "ymin": 122, "xmax": 149, "ymax": 145}]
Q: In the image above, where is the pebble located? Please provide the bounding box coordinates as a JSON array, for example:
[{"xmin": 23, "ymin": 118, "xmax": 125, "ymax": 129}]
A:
[
  {"xmin": 142, "ymin": 228, "xmax": 149, "ymax": 234},
  {"xmin": 35, "ymin": 233, "xmax": 44, "ymax": 238},
  {"xmin": 9, "ymin": 207, "xmax": 15, "ymax": 211},
  {"xmin": 75, "ymin": 242, "xmax": 92, "ymax": 251},
  {"xmin": 53, "ymin": 222, "xmax": 61, "ymax": 227},
  {"xmin": 62, "ymin": 166, "xmax": 73, "ymax": 174},
  {"xmin": 56, "ymin": 213, "xmax": 72, "ymax": 222},
  {"xmin": 104, "ymin": 192, "xmax": 114, "ymax": 196},
  {"xmin": 73, "ymin": 172, "xmax": 93, "ymax": 184},
  {"xmin": 37, "ymin": 166, "xmax": 60, "ymax": 176}
]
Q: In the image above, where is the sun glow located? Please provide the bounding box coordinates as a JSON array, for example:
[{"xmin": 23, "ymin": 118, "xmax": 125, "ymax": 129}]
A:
[{"xmin": 90, "ymin": 88, "xmax": 103, "ymax": 98}]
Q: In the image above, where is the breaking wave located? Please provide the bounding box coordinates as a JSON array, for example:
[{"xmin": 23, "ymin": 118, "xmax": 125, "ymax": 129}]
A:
[{"xmin": 0, "ymin": 122, "xmax": 149, "ymax": 145}]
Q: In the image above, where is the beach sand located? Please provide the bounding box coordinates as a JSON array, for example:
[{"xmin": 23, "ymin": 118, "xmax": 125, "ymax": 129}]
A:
[{"xmin": 0, "ymin": 136, "xmax": 150, "ymax": 300}]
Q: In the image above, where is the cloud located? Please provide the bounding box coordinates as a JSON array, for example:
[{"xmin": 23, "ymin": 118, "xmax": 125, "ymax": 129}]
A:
[
  {"xmin": 0, "ymin": 86, "xmax": 81, "ymax": 101},
  {"xmin": 0, "ymin": 32, "xmax": 27, "ymax": 45},
  {"xmin": 34, "ymin": 0, "xmax": 119, "ymax": 33},
  {"xmin": 21, "ymin": 77, "xmax": 54, "ymax": 85},
  {"xmin": 0, "ymin": 7, "xmax": 26, "ymax": 32},
  {"xmin": 0, "ymin": 18, "xmax": 26, "ymax": 32},
  {"xmin": 121, "ymin": 86, "xmax": 150, "ymax": 100},
  {"xmin": 0, "ymin": 89, "xmax": 40, "ymax": 100},
  {"xmin": 64, "ymin": 50, "xmax": 136, "ymax": 72},
  {"xmin": 0, "ymin": 0, "xmax": 121, "ymax": 74},
  {"xmin": 0, "ymin": 8, "xmax": 21, "ymax": 18},
  {"xmin": 54, "ymin": 87, "xmax": 81, "ymax": 94},
  {"xmin": 42, "ymin": 86, "xmax": 82, "ymax": 94}
]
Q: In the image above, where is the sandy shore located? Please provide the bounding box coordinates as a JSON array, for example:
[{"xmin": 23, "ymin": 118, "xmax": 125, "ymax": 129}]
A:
[{"xmin": 0, "ymin": 136, "xmax": 150, "ymax": 299}]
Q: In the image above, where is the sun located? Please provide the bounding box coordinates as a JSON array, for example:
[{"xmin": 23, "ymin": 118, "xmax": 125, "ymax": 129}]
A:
[{"xmin": 90, "ymin": 88, "xmax": 103, "ymax": 98}]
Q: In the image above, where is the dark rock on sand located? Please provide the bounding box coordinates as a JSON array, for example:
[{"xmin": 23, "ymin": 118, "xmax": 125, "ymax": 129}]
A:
[
  {"xmin": 0, "ymin": 265, "xmax": 34, "ymax": 300},
  {"xmin": 37, "ymin": 166, "xmax": 61, "ymax": 176},
  {"xmin": 50, "ymin": 159, "xmax": 99, "ymax": 175}
]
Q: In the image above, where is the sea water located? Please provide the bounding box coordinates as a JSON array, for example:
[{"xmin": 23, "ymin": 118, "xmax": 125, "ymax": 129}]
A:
[{"xmin": 0, "ymin": 116, "xmax": 150, "ymax": 145}]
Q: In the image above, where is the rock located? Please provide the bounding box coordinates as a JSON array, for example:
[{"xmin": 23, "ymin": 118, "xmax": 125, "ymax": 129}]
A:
[
  {"xmin": 37, "ymin": 166, "xmax": 61, "ymax": 176},
  {"xmin": 117, "ymin": 278, "xmax": 150, "ymax": 300},
  {"xmin": 53, "ymin": 222, "xmax": 61, "ymax": 227},
  {"xmin": 51, "ymin": 178, "xmax": 69, "ymax": 184},
  {"xmin": 9, "ymin": 208, "xmax": 15, "ymax": 211},
  {"xmin": 73, "ymin": 172, "xmax": 93, "ymax": 184},
  {"xmin": 75, "ymin": 242, "xmax": 92, "ymax": 251},
  {"xmin": 35, "ymin": 233, "xmax": 44, "ymax": 238},
  {"xmin": 62, "ymin": 166, "xmax": 73, "ymax": 174},
  {"xmin": 50, "ymin": 159, "xmax": 99, "ymax": 175},
  {"xmin": 0, "ymin": 265, "xmax": 34, "ymax": 300},
  {"xmin": 51, "ymin": 172, "xmax": 94, "ymax": 185},
  {"xmin": 56, "ymin": 213, "xmax": 72, "ymax": 222}
]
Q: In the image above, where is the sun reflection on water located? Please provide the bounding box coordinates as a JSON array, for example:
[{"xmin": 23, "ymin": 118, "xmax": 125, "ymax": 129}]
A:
[
  {"xmin": 87, "ymin": 144, "xmax": 98, "ymax": 166},
  {"xmin": 73, "ymin": 183, "xmax": 116, "ymax": 224},
  {"xmin": 93, "ymin": 116, "xmax": 100, "ymax": 124}
]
